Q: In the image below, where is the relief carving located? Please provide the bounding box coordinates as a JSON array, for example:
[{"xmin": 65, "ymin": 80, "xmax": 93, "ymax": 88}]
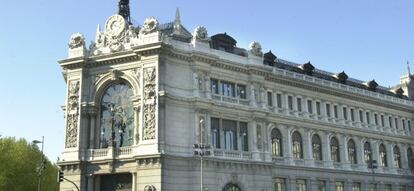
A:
[
  {"xmin": 143, "ymin": 68, "xmax": 156, "ymax": 140},
  {"xmin": 65, "ymin": 81, "xmax": 80, "ymax": 148}
]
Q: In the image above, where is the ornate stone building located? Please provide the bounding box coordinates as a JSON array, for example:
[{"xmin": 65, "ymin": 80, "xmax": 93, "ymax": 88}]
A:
[{"xmin": 57, "ymin": 2, "xmax": 414, "ymax": 191}]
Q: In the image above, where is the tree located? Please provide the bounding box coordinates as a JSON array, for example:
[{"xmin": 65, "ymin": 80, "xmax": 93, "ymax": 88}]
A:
[{"xmin": 0, "ymin": 137, "xmax": 58, "ymax": 191}]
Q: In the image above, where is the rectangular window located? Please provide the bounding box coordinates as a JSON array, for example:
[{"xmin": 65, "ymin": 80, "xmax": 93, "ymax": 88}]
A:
[
  {"xmin": 288, "ymin": 96, "xmax": 293, "ymax": 110},
  {"xmin": 296, "ymin": 179, "xmax": 306, "ymax": 191},
  {"xmin": 267, "ymin": 92, "xmax": 273, "ymax": 106},
  {"xmin": 402, "ymin": 119, "xmax": 406, "ymax": 130},
  {"xmin": 350, "ymin": 109, "xmax": 355, "ymax": 121},
  {"xmin": 223, "ymin": 119, "xmax": 237, "ymax": 150},
  {"xmin": 352, "ymin": 183, "xmax": 361, "ymax": 191},
  {"xmin": 368, "ymin": 184, "xmax": 376, "ymax": 191},
  {"xmin": 211, "ymin": 118, "xmax": 220, "ymax": 149},
  {"xmin": 359, "ymin": 110, "xmax": 364, "ymax": 123},
  {"xmin": 236, "ymin": 84, "xmax": 246, "ymax": 99},
  {"xmin": 316, "ymin": 102, "xmax": 321, "ymax": 115},
  {"xmin": 307, "ymin": 100, "xmax": 313, "ymax": 113},
  {"xmin": 384, "ymin": 184, "xmax": 391, "ymax": 191},
  {"xmin": 366, "ymin": 112, "xmax": 370, "ymax": 124},
  {"xmin": 381, "ymin": 115, "xmax": 385, "ymax": 126},
  {"xmin": 389, "ymin": 116, "xmax": 393, "ymax": 128},
  {"xmin": 211, "ymin": 79, "xmax": 219, "ymax": 94},
  {"xmin": 240, "ymin": 122, "xmax": 248, "ymax": 151},
  {"xmin": 395, "ymin": 118, "xmax": 399, "ymax": 129},
  {"xmin": 274, "ymin": 178, "xmax": 286, "ymax": 191},
  {"xmin": 343, "ymin": 107, "xmax": 348, "ymax": 120},
  {"xmin": 221, "ymin": 81, "xmax": 235, "ymax": 97},
  {"xmin": 334, "ymin": 105, "xmax": 338, "ymax": 118},
  {"xmin": 326, "ymin": 104, "xmax": 331, "ymax": 117},
  {"xmin": 335, "ymin": 182, "xmax": 344, "ymax": 191},
  {"xmin": 276, "ymin": 94, "xmax": 282, "ymax": 108},
  {"xmin": 297, "ymin": 98, "xmax": 302, "ymax": 112},
  {"xmin": 408, "ymin": 120, "xmax": 412, "ymax": 131},
  {"xmin": 374, "ymin": 114, "xmax": 378, "ymax": 125},
  {"xmin": 317, "ymin": 180, "xmax": 326, "ymax": 191}
]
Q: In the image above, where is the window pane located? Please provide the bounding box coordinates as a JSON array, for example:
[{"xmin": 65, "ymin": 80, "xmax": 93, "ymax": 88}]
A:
[
  {"xmin": 211, "ymin": 118, "xmax": 220, "ymax": 149},
  {"xmin": 297, "ymin": 98, "xmax": 302, "ymax": 112},
  {"xmin": 272, "ymin": 129, "xmax": 282, "ymax": 156},
  {"xmin": 296, "ymin": 179, "xmax": 306, "ymax": 191},
  {"xmin": 277, "ymin": 94, "xmax": 282, "ymax": 108},
  {"xmin": 268, "ymin": 92, "xmax": 273, "ymax": 106},
  {"xmin": 326, "ymin": 104, "xmax": 331, "ymax": 117},
  {"xmin": 223, "ymin": 119, "xmax": 237, "ymax": 150},
  {"xmin": 100, "ymin": 83, "xmax": 135, "ymax": 148},
  {"xmin": 343, "ymin": 107, "xmax": 348, "ymax": 120},
  {"xmin": 211, "ymin": 79, "xmax": 219, "ymax": 94},
  {"xmin": 307, "ymin": 100, "xmax": 313, "ymax": 113},
  {"xmin": 221, "ymin": 81, "xmax": 235, "ymax": 97},
  {"xmin": 240, "ymin": 122, "xmax": 248, "ymax": 151},
  {"xmin": 237, "ymin": 84, "xmax": 246, "ymax": 99},
  {"xmin": 274, "ymin": 178, "xmax": 286, "ymax": 191},
  {"xmin": 317, "ymin": 180, "xmax": 326, "ymax": 191},
  {"xmin": 288, "ymin": 96, "xmax": 293, "ymax": 110},
  {"xmin": 335, "ymin": 182, "xmax": 344, "ymax": 191}
]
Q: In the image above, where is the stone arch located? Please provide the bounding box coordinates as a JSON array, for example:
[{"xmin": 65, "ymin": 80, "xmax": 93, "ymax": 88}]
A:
[{"xmin": 92, "ymin": 70, "xmax": 140, "ymax": 104}]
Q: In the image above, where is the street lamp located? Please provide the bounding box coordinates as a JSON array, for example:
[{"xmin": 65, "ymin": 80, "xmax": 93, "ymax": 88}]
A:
[
  {"xmin": 33, "ymin": 136, "xmax": 45, "ymax": 191},
  {"xmin": 193, "ymin": 118, "xmax": 211, "ymax": 191},
  {"xmin": 368, "ymin": 159, "xmax": 378, "ymax": 191}
]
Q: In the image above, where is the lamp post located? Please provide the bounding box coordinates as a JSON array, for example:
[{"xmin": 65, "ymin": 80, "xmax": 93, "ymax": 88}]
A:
[
  {"xmin": 33, "ymin": 136, "xmax": 44, "ymax": 191},
  {"xmin": 369, "ymin": 159, "xmax": 378, "ymax": 191},
  {"xmin": 193, "ymin": 118, "xmax": 211, "ymax": 191}
]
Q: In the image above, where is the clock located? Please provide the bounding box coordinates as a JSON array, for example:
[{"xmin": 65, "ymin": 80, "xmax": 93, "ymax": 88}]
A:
[{"xmin": 105, "ymin": 15, "xmax": 127, "ymax": 37}]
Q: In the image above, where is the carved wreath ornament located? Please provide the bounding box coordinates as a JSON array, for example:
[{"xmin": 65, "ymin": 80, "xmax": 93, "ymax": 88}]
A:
[
  {"xmin": 140, "ymin": 17, "xmax": 159, "ymax": 35},
  {"xmin": 68, "ymin": 33, "xmax": 85, "ymax": 49},
  {"xmin": 194, "ymin": 26, "xmax": 208, "ymax": 40},
  {"xmin": 249, "ymin": 41, "xmax": 263, "ymax": 57}
]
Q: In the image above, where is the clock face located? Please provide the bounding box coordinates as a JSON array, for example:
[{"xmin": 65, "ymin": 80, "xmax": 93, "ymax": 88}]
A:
[{"xmin": 105, "ymin": 15, "xmax": 127, "ymax": 37}]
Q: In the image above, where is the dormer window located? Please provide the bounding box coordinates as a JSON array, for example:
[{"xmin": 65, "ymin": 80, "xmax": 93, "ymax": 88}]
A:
[{"xmin": 210, "ymin": 33, "xmax": 237, "ymax": 53}]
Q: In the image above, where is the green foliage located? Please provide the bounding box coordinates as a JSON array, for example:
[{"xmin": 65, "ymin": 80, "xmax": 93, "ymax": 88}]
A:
[{"xmin": 0, "ymin": 137, "xmax": 58, "ymax": 191}]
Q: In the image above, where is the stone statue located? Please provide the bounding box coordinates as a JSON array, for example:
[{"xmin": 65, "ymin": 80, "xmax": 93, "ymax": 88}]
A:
[{"xmin": 249, "ymin": 41, "xmax": 263, "ymax": 57}]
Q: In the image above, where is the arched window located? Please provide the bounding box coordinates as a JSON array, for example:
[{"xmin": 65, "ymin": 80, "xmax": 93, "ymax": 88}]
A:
[
  {"xmin": 408, "ymin": 148, "xmax": 414, "ymax": 171},
  {"xmin": 331, "ymin": 137, "xmax": 340, "ymax": 162},
  {"xmin": 364, "ymin": 142, "xmax": 372, "ymax": 166},
  {"xmin": 100, "ymin": 82, "xmax": 135, "ymax": 148},
  {"xmin": 379, "ymin": 144, "xmax": 387, "ymax": 167},
  {"xmin": 348, "ymin": 139, "xmax": 357, "ymax": 164},
  {"xmin": 312, "ymin": 134, "xmax": 322, "ymax": 161},
  {"xmin": 271, "ymin": 128, "xmax": 282, "ymax": 157},
  {"xmin": 292, "ymin": 131, "xmax": 303, "ymax": 159},
  {"xmin": 394, "ymin": 146, "xmax": 401, "ymax": 168},
  {"xmin": 223, "ymin": 183, "xmax": 241, "ymax": 191}
]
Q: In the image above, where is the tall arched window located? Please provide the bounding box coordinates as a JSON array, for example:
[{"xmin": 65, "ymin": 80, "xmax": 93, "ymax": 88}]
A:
[
  {"xmin": 348, "ymin": 139, "xmax": 357, "ymax": 164},
  {"xmin": 364, "ymin": 142, "xmax": 372, "ymax": 166},
  {"xmin": 312, "ymin": 134, "xmax": 322, "ymax": 161},
  {"xmin": 394, "ymin": 146, "xmax": 401, "ymax": 168},
  {"xmin": 100, "ymin": 82, "xmax": 135, "ymax": 148},
  {"xmin": 292, "ymin": 131, "xmax": 303, "ymax": 159},
  {"xmin": 271, "ymin": 128, "xmax": 282, "ymax": 157},
  {"xmin": 408, "ymin": 148, "xmax": 414, "ymax": 171},
  {"xmin": 379, "ymin": 144, "xmax": 387, "ymax": 167},
  {"xmin": 331, "ymin": 137, "xmax": 340, "ymax": 162}
]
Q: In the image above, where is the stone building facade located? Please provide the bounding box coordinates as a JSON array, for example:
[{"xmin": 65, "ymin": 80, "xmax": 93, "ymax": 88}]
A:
[{"xmin": 57, "ymin": 6, "xmax": 414, "ymax": 191}]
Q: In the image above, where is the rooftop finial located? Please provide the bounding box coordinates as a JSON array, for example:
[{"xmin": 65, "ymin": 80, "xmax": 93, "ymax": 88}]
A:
[
  {"xmin": 407, "ymin": 60, "xmax": 411, "ymax": 75},
  {"xmin": 118, "ymin": 0, "xmax": 131, "ymax": 24},
  {"xmin": 174, "ymin": 8, "xmax": 181, "ymax": 31}
]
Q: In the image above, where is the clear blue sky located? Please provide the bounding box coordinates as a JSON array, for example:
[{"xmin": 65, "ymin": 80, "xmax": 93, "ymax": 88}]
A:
[{"xmin": 0, "ymin": 0, "xmax": 413, "ymax": 161}]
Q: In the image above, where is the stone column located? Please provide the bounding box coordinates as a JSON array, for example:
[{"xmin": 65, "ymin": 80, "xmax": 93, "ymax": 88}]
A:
[
  {"xmin": 355, "ymin": 137, "xmax": 366, "ymax": 170},
  {"xmin": 292, "ymin": 95, "xmax": 298, "ymax": 117},
  {"xmin": 371, "ymin": 140, "xmax": 380, "ymax": 173},
  {"xmin": 338, "ymin": 104, "xmax": 345, "ymax": 125},
  {"xmin": 205, "ymin": 76, "xmax": 211, "ymax": 99},
  {"xmin": 288, "ymin": 176, "xmax": 296, "ymax": 191},
  {"xmin": 321, "ymin": 132, "xmax": 333, "ymax": 168},
  {"xmin": 339, "ymin": 134, "xmax": 351, "ymax": 170},
  {"xmin": 249, "ymin": 120, "xmax": 259, "ymax": 160},
  {"xmin": 132, "ymin": 172, "xmax": 137, "ymax": 191},
  {"xmin": 320, "ymin": 101, "xmax": 327, "ymax": 122},
  {"xmin": 355, "ymin": 109, "xmax": 362, "ymax": 128},
  {"xmin": 87, "ymin": 174, "xmax": 94, "ymax": 191},
  {"xmin": 400, "ymin": 144, "xmax": 409, "ymax": 170},
  {"xmin": 283, "ymin": 126, "xmax": 293, "ymax": 164},
  {"xmin": 303, "ymin": 129, "xmax": 313, "ymax": 166},
  {"xmin": 386, "ymin": 142, "xmax": 396, "ymax": 172},
  {"xmin": 345, "ymin": 180, "xmax": 352, "ymax": 191},
  {"xmin": 88, "ymin": 108, "xmax": 97, "ymax": 149},
  {"xmin": 282, "ymin": 93, "xmax": 289, "ymax": 115}
]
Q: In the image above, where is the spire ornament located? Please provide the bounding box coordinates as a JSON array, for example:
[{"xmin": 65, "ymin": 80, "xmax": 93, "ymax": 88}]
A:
[{"xmin": 118, "ymin": 0, "xmax": 131, "ymax": 24}]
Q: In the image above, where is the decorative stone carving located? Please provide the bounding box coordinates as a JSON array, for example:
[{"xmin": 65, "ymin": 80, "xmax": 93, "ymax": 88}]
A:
[
  {"xmin": 194, "ymin": 26, "xmax": 208, "ymax": 41},
  {"xmin": 143, "ymin": 67, "xmax": 157, "ymax": 140},
  {"xmin": 144, "ymin": 185, "xmax": 156, "ymax": 191},
  {"xmin": 89, "ymin": 15, "xmax": 139, "ymax": 56},
  {"xmin": 140, "ymin": 17, "xmax": 159, "ymax": 35},
  {"xmin": 110, "ymin": 69, "xmax": 122, "ymax": 81},
  {"xmin": 68, "ymin": 33, "xmax": 85, "ymax": 49},
  {"xmin": 249, "ymin": 41, "xmax": 263, "ymax": 57},
  {"xmin": 65, "ymin": 81, "xmax": 80, "ymax": 148}
]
